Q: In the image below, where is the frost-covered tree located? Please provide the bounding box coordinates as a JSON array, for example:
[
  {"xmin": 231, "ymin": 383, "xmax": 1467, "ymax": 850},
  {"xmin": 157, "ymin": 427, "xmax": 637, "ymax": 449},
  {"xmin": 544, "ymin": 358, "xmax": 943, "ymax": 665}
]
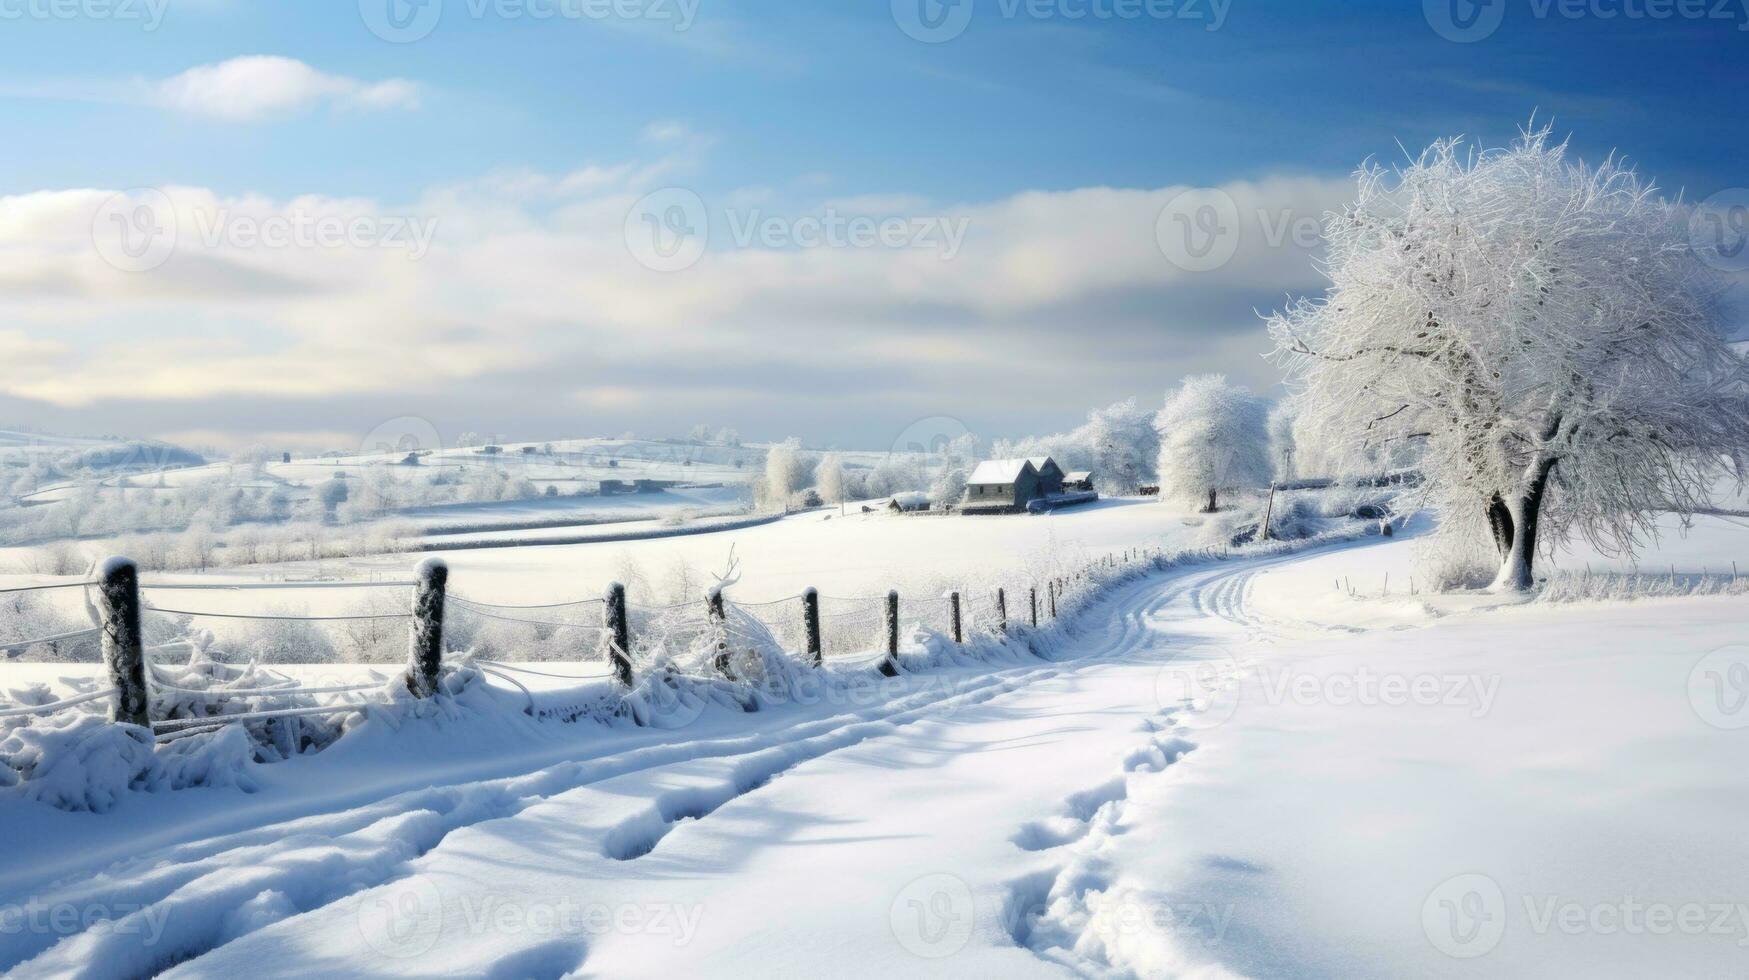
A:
[
  {"xmin": 758, "ymin": 438, "xmax": 805, "ymax": 512},
  {"xmin": 1267, "ymin": 402, "xmax": 1298, "ymax": 483},
  {"xmin": 1156, "ymin": 375, "xmax": 1271, "ymax": 512},
  {"xmin": 930, "ymin": 467, "xmax": 968, "ymax": 507},
  {"xmin": 816, "ymin": 453, "xmax": 846, "ymax": 505},
  {"xmin": 1085, "ymin": 398, "xmax": 1160, "ymax": 494},
  {"xmin": 1270, "ymin": 124, "xmax": 1749, "ymax": 590}
]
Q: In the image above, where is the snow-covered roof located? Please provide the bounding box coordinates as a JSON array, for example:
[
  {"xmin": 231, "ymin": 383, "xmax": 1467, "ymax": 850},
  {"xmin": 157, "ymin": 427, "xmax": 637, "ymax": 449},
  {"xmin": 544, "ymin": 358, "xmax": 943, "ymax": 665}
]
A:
[
  {"xmin": 967, "ymin": 458, "xmax": 1034, "ymax": 485},
  {"xmin": 1064, "ymin": 471, "xmax": 1092, "ymax": 482},
  {"xmin": 889, "ymin": 492, "xmax": 931, "ymax": 510},
  {"xmin": 1027, "ymin": 456, "xmax": 1061, "ymax": 473}
]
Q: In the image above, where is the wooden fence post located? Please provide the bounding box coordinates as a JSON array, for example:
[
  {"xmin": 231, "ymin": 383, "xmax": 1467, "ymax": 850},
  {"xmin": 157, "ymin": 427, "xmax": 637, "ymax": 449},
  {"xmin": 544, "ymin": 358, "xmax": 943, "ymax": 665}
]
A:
[
  {"xmin": 97, "ymin": 557, "xmax": 149, "ymax": 726},
  {"xmin": 950, "ymin": 592, "xmax": 963, "ymax": 644},
  {"xmin": 880, "ymin": 590, "xmax": 900, "ymax": 677},
  {"xmin": 1029, "ymin": 587, "xmax": 1038, "ymax": 627},
  {"xmin": 803, "ymin": 588, "xmax": 822, "ymax": 667},
  {"xmin": 708, "ymin": 586, "xmax": 730, "ymax": 676},
  {"xmin": 408, "ymin": 557, "xmax": 447, "ymax": 699},
  {"xmin": 996, "ymin": 588, "xmax": 1008, "ymax": 635},
  {"xmin": 1048, "ymin": 580, "xmax": 1058, "ymax": 619},
  {"xmin": 605, "ymin": 581, "xmax": 633, "ymax": 688},
  {"xmin": 1261, "ymin": 482, "xmax": 1277, "ymax": 541}
]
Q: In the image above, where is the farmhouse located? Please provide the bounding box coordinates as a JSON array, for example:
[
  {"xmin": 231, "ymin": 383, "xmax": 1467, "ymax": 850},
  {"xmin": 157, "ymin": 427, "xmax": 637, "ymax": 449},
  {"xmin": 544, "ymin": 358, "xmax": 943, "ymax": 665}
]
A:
[{"xmin": 963, "ymin": 456, "xmax": 1068, "ymax": 513}]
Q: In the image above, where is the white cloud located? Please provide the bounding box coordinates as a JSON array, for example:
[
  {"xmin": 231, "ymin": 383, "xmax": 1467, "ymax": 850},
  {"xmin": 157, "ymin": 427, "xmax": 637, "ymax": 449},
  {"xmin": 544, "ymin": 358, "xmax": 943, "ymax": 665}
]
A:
[
  {"xmin": 0, "ymin": 151, "xmax": 1352, "ymax": 443},
  {"xmin": 151, "ymin": 56, "xmax": 419, "ymax": 121}
]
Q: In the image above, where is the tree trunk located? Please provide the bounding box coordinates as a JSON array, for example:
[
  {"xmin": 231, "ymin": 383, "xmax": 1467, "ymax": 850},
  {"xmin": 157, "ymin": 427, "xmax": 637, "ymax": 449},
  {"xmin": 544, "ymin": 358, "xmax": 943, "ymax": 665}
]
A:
[
  {"xmin": 1491, "ymin": 461, "xmax": 1555, "ymax": 592},
  {"xmin": 1486, "ymin": 493, "xmax": 1515, "ymax": 557},
  {"xmin": 1204, "ymin": 488, "xmax": 1219, "ymax": 513}
]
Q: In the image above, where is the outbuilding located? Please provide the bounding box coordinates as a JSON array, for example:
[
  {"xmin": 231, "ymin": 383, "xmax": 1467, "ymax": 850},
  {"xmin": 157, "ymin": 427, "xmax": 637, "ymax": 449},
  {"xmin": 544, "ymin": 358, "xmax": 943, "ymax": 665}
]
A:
[{"xmin": 962, "ymin": 457, "xmax": 1070, "ymax": 513}]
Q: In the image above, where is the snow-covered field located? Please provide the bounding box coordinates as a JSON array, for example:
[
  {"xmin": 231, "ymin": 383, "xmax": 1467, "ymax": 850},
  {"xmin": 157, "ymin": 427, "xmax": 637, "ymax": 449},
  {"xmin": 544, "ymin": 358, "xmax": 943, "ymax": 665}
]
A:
[{"xmin": 1, "ymin": 504, "xmax": 1744, "ymax": 978}]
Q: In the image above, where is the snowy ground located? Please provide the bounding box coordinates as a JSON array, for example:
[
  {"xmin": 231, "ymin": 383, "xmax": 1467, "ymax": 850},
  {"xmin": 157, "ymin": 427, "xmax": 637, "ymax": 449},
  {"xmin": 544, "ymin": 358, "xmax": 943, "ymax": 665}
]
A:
[{"xmin": 1, "ymin": 511, "xmax": 1744, "ymax": 978}]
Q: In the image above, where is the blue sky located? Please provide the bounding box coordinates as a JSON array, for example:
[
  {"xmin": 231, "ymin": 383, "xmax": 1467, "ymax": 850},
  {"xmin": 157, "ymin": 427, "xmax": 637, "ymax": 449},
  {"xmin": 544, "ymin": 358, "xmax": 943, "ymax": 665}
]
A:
[{"xmin": 0, "ymin": 0, "xmax": 1744, "ymax": 452}]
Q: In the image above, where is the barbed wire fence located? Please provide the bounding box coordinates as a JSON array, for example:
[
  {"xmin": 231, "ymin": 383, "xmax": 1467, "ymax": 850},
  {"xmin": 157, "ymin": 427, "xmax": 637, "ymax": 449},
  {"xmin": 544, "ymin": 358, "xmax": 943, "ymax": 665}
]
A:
[{"xmin": 0, "ymin": 543, "xmax": 1182, "ymax": 745}]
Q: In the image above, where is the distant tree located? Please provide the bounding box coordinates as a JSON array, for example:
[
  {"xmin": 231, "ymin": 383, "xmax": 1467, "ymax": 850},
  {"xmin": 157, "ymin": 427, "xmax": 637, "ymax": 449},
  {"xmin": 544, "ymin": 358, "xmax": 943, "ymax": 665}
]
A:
[
  {"xmin": 759, "ymin": 438, "xmax": 805, "ymax": 512},
  {"xmin": 1267, "ymin": 402, "xmax": 1297, "ymax": 483},
  {"xmin": 1155, "ymin": 375, "xmax": 1271, "ymax": 512},
  {"xmin": 930, "ymin": 466, "xmax": 968, "ymax": 507},
  {"xmin": 1270, "ymin": 124, "xmax": 1749, "ymax": 590},
  {"xmin": 1085, "ymin": 398, "xmax": 1160, "ymax": 494},
  {"xmin": 816, "ymin": 453, "xmax": 847, "ymax": 505}
]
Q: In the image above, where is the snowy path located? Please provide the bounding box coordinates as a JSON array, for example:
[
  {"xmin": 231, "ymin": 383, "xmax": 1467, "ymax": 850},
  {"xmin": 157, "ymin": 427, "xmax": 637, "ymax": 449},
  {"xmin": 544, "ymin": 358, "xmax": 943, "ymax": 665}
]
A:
[
  {"xmin": 2, "ymin": 549, "xmax": 1266, "ymax": 978},
  {"xmin": 7, "ymin": 534, "xmax": 1747, "ymax": 978}
]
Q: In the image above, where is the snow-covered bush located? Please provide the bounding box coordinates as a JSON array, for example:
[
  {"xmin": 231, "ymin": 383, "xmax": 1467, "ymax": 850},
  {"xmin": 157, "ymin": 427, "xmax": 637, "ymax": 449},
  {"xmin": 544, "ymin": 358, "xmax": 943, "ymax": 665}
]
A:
[
  {"xmin": 1155, "ymin": 375, "xmax": 1271, "ymax": 512},
  {"xmin": 1271, "ymin": 123, "xmax": 1749, "ymax": 591},
  {"xmin": 0, "ymin": 714, "xmax": 156, "ymax": 813}
]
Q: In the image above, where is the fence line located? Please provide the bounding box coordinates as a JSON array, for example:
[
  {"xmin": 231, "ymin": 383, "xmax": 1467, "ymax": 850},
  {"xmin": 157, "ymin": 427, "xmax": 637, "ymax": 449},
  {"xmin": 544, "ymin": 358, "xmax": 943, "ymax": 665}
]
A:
[
  {"xmin": 0, "ymin": 580, "xmax": 98, "ymax": 596},
  {"xmin": 0, "ymin": 543, "xmax": 1176, "ymax": 737}
]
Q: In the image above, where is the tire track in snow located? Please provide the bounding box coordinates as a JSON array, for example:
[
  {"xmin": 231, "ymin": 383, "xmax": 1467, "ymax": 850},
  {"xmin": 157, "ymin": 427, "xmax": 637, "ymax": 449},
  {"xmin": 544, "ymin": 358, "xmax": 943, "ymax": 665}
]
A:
[
  {"xmin": 4, "ymin": 666, "xmax": 1064, "ymax": 978},
  {"xmin": 7, "ymin": 546, "xmax": 1321, "ymax": 978}
]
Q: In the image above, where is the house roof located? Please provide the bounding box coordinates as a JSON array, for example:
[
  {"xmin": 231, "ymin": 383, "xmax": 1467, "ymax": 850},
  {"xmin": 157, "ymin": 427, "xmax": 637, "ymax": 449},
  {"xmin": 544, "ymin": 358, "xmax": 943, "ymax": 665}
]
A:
[
  {"xmin": 1027, "ymin": 457, "xmax": 1059, "ymax": 472},
  {"xmin": 1064, "ymin": 471, "xmax": 1092, "ymax": 482},
  {"xmin": 967, "ymin": 458, "xmax": 1035, "ymax": 485}
]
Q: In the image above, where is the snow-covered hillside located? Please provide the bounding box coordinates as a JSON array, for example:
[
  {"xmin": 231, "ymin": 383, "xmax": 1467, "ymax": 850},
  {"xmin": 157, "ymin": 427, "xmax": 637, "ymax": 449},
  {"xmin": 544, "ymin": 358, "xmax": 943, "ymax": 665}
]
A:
[{"xmin": 1, "ymin": 507, "xmax": 1743, "ymax": 978}]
